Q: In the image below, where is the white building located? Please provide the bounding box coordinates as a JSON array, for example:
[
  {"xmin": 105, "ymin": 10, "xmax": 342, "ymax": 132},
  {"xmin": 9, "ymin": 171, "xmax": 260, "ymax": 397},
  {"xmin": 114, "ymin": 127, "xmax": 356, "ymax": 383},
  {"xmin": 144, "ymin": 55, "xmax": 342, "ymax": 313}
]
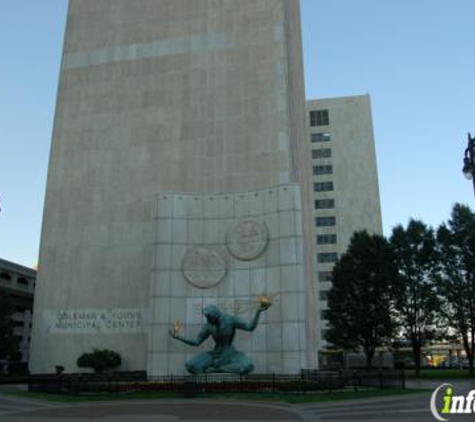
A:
[
  {"xmin": 30, "ymin": 0, "xmax": 317, "ymax": 375},
  {"xmin": 306, "ymin": 95, "xmax": 383, "ymax": 367}
]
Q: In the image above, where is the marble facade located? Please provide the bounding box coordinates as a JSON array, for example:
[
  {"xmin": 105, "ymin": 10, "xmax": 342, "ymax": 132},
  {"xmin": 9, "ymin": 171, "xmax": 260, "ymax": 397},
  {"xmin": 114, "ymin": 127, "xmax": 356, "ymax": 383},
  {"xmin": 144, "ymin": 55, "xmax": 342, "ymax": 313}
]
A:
[{"xmin": 149, "ymin": 185, "xmax": 309, "ymax": 374}]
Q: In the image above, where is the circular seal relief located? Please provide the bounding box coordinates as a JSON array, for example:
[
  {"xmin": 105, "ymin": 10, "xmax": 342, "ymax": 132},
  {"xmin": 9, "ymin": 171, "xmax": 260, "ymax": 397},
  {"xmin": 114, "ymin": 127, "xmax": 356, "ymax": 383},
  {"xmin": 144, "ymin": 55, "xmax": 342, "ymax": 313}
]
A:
[
  {"xmin": 226, "ymin": 219, "xmax": 269, "ymax": 261},
  {"xmin": 182, "ymin": 246, "xmax": 227, "ymax": 289}
]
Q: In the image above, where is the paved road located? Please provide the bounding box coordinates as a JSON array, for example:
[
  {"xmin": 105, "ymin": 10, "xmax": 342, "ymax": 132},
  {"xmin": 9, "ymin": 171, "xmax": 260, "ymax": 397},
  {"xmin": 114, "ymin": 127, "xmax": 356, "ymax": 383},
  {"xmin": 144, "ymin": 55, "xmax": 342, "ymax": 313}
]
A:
[
  {"xmin": 300, "ymin": 392, "xmax": 431, "ymax": 421},
  {"xmin": 300, "ymin": 380, "xmax": 475, "ymax": 421},
  {"xmin": 0, "ymin": 395, "xmax": 301, "ymax": 421},
  {"xmin": 0, "ymin": 393, "xmax": 62, "ymax": 419},
  {"xmin": 1, "ymin": 380, "xmax": 475, "ymax": 421}
]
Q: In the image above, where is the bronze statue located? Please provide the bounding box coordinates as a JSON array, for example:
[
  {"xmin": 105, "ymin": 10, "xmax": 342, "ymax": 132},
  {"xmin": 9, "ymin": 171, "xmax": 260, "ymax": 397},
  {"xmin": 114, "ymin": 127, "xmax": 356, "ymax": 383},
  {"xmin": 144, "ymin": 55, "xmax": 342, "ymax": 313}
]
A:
[{"xmin": 169, "ymin": 298, "xmax": 272, "ymax": 374}]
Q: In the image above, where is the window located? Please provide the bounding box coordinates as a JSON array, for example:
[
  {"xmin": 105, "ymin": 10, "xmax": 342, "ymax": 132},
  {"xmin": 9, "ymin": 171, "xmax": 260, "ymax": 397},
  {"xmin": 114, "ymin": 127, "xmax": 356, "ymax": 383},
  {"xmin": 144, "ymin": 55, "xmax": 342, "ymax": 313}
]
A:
[
  {"xmin": 313, "ymin": 165, "xmax": 333, "ymax": 175},
  {"xmin": 315, "ymin": 199, "xmax": 335, "ymax": 209},
  {"xmin": 0, "ymin": 272, "xmax": 11, "ymax": 280},
  {"xmin": 317, "ymin": 234, "xmax": 337, "ymax": 245},
  {"xmin": 312, "ymin": 148, "xmax": 332, "ymax": 159},
  {"xmin": 316, "ymin": 216, "xmax": 336, "ymax": 227},
  {"xmin": 314, "ymin": 182, "xmax": 334, "ymax": 192},
  {"xmin": 319, "ymin": 290, "xmax": 330, "ymax": 301},
  {"xmin": 318, "ymin": 252, "xmax": 338, "ymax": 263},
  {"xmin": 17, "ymin": 277, "xmax": 29, "ymax": 286},
  {"xmin": 310, "ymin": 109, "xmax": 330, "ymax": 127},
  {"xmin": 311, "ymin": 132, "xmax": 331, "ymax": 143},
  {"xmin": 321, "ymin": 310, "xmax": 330, "ymax": 320},
  {"xmin": 319, "ymin": 271, "xmax": 333, "ymax": 282}
]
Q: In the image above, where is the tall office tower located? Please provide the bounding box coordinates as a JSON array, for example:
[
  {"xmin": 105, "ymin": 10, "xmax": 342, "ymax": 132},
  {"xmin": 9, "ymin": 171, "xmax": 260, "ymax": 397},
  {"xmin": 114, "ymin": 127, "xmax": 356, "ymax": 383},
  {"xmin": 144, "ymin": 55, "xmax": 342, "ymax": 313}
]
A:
[
  {"xmin": 30, "ymin": 0, "xmax": 316, "ymax": 374},
  {"xmin": 306, "ymin": 95, "xmax": 383, "ymax": 367}
]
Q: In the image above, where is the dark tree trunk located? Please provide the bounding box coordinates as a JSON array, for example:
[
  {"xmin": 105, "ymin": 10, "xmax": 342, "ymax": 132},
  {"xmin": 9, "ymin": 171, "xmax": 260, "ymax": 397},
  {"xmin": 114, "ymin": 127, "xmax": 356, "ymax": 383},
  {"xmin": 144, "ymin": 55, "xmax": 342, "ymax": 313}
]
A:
[
  {"xmin": 462, "ymin": 333, "xmax": 474, "ymax": 376},
  {"xmin": 411, "ymin": 337, "xmax": 422, "ymax": 378},
  {"xmin": 468, "ymin": 354, "xmax": 474, "ymax": 377},
  {"xmin": 365, "ymin": 348, "xmax": 375, "ymax": 369}
]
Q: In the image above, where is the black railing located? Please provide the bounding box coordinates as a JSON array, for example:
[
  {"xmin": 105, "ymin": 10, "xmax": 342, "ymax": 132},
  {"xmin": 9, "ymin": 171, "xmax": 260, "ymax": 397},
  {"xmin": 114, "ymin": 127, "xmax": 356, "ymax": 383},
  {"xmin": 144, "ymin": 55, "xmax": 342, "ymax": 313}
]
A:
[{"xmin": 28, "ymin": 370, "xmax": 405, "ymax": 395}]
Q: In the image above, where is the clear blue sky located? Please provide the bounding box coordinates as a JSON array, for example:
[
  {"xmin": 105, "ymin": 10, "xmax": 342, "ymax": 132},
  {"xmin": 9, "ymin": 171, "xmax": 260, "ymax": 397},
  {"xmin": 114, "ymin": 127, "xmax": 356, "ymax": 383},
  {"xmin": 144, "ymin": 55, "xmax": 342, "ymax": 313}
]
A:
[{"xmin": 0, "ymin": 0, "xmax": 474, "ymax": 267}]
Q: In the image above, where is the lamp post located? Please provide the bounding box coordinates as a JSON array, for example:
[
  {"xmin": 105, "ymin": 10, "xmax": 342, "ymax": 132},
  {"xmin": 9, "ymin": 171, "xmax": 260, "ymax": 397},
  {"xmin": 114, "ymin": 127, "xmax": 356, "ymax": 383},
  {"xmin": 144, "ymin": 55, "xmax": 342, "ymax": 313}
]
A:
[{"xmin": 462, "ymin": 133, "xmax": 475, "ymax": 200}]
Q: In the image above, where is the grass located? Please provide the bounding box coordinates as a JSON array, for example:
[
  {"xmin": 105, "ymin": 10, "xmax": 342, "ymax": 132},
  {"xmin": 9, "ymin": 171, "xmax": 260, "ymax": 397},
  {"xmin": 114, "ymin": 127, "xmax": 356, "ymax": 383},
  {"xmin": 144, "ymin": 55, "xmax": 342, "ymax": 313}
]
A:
[
  {"xmin": 405, "ymin": 369, "xmax": 475, "ymax": 379},
  {"xmin": 5, "ymin": 388, "xmax": 424, "ymax": 404}
]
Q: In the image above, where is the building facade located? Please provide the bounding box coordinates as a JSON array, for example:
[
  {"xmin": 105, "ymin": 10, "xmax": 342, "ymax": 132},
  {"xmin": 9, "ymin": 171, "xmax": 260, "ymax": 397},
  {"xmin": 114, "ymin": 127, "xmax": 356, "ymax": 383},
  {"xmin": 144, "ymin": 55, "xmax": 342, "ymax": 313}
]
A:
[
  {"xmin": 306, "ymin": 95, "xmax": 383, "ymax": 366},
  {"xmin": 0, "ymin": 259, "xmax": 36, "ymax": 369},
  {"xmin": 30, "ymin": 0, "xmax": 316, "ymax": 375}
]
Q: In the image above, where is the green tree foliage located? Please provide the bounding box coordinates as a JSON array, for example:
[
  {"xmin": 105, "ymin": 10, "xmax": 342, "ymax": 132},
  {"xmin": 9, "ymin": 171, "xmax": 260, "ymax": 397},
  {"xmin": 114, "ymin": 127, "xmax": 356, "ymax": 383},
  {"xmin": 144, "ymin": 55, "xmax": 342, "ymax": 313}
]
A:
[
  {"xmin": 77, "ymin": 349, "xmax": 122, "ymax": 373},
  {"xmin": 0, "ymin": 290, "xmax": 19, "ymax": 360},
  {"xmin": 390, "ymin": 219, "xmax": 440, "ymax": 376},
  {"xmin": 437, "ymin": 204, "xmax": 475, "ymax": 375},
  {"xmin": 325, "ymin": 231, "xmax": 398, "ymax": 368}
]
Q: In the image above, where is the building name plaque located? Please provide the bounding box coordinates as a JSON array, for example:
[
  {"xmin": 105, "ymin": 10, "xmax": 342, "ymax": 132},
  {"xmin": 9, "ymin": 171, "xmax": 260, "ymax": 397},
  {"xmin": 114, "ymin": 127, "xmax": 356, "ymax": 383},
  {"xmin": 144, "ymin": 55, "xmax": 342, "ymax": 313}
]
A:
[{"xmin": 45, "ymin": 309, "xmax": 146, "ymax": 334}]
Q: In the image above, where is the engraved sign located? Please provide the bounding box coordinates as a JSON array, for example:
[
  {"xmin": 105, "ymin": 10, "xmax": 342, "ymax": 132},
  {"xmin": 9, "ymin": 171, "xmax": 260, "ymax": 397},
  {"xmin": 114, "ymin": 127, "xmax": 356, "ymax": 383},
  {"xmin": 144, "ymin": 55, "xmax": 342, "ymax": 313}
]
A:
[
  {"xmin": 45, "ymin": 309, "xmax": 145, "ymax": 334},
  {"xmin": 226, "ymin": 219, "xmax": 269, "ymax": 261},
  {"xmin": 182, "ymin": 246, "xmax": 227, "ymax": 289}
]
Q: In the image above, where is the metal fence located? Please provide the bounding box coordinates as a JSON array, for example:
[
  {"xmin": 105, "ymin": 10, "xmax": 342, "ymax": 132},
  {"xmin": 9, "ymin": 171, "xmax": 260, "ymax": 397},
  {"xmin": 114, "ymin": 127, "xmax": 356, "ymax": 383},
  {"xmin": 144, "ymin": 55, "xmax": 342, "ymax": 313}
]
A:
[{"xmin": 28, "ymin": 370, "xmax": 405, "ymax": 395}]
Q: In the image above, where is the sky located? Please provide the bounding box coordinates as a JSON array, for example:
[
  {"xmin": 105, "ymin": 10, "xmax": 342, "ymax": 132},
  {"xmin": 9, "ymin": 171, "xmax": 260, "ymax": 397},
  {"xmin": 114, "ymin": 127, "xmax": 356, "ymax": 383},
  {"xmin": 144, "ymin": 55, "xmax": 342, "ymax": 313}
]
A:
[{"xmin": 0, "ymin": 0, "xmax": 474, "ymax": 268}]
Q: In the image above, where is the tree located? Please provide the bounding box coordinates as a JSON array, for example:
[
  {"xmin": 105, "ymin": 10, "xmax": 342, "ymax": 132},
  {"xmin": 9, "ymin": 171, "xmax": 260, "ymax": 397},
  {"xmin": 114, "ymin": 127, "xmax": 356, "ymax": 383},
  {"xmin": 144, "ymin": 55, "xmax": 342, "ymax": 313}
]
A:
[
  {"xmin": 77, "ymin": 349, "xmax": 122, "ymax": 373},
  {"xmin": 0, "ymin": 290, "xmax": 19, "ymax": 360},
  {"xmin": 436, "ymin": 204, "xmax": 475, "ymax": 375},
  {"xmin": 325, "ymin": 231, "xmax": 398, "ymax": 368},
  {"xmin": 390, "ymin": 219, "xmax": 440, "ymax": 377}
]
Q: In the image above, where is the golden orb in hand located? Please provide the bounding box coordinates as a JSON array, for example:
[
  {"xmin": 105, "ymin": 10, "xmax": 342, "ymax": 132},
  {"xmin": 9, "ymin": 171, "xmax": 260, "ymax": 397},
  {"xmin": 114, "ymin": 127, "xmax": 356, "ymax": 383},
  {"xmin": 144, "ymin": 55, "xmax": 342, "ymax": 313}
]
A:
[
  {"xmin": 173, "ymin": 319, "xmax": 181, "ymax": 335},
  {"xmin": 258, "ymin": 295, "xmax": 272, "ymax": 308}
]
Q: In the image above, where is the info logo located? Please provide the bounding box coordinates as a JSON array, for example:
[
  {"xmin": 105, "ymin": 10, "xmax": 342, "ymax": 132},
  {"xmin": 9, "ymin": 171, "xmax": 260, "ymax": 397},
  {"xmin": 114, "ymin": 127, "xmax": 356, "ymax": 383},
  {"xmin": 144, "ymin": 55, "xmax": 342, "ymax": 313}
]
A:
[{"xmin": 431, "ymin": 384, "xmax": 475, "ymax": 421}]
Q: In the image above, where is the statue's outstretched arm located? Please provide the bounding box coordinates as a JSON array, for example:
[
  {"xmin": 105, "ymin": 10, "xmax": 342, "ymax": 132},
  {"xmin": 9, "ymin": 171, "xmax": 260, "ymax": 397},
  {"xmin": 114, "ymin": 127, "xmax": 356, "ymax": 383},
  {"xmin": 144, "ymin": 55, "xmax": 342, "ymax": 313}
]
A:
[
  {"xmin": 169, "ymin": 326, "xmax": 210, "ymax": 346},
  {"xmin": 234, "ymin": 309, "xmax": 264, "ymax": 332}
]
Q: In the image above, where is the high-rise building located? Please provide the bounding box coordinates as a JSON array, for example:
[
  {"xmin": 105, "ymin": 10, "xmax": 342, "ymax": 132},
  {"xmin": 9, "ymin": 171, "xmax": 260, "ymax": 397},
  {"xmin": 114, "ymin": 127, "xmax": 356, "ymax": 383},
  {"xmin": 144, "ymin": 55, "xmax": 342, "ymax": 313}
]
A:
[
  {"xmin": 306, "ymin": 95, "xmax": 383, "ymax": 366},
  {"xmin": 30, "ymin": 0, "xmax": 316, "ymax": 375}
]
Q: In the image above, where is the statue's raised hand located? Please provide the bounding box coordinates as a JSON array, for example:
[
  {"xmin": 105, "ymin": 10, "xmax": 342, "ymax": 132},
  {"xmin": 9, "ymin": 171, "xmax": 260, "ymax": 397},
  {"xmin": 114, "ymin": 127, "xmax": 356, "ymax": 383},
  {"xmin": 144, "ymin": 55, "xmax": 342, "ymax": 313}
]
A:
[
  {"xmin": 258, "ymin": 295, "xmax": 273, "ymax": 311},
  {"xmin": 259, "ymin": 302, "xmax": 272, "ymax": 311}
]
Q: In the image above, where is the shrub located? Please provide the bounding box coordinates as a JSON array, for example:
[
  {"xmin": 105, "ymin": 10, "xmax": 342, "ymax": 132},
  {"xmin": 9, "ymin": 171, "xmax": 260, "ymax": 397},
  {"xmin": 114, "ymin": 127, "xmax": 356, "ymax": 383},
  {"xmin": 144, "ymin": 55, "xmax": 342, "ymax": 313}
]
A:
[{"xmin": 77, "ymin": 349, "xmax": 122, "ymax": 373}]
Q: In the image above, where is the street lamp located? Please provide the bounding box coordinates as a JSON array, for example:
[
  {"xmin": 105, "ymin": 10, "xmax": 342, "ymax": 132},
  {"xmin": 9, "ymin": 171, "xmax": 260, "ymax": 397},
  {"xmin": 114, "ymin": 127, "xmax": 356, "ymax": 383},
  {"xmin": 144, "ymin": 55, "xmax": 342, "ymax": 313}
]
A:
[{"xmin": 462, "ymin": 133, "xmax": 475, "ymax": 198}]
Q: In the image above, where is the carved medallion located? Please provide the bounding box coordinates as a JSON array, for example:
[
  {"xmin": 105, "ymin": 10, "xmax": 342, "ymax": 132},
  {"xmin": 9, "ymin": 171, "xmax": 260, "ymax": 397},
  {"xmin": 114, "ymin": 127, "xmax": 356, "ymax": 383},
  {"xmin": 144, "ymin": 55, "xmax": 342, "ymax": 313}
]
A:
[
  {"xmin": 226, "ymin": 219, "xmax": 269, "ymax": 261},
  {"xmin": 182, "ymin": 246, "xmax": 227, "ymax": 289}
]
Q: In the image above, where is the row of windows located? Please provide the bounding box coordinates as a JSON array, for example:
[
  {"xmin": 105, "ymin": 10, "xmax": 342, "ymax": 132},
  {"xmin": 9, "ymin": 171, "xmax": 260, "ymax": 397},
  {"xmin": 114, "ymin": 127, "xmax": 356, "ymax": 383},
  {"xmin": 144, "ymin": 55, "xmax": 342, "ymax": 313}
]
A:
[
  {"xmin": 315, "ymin": 199, "xmax": 334, "ymax": 209},
  {"xmin": 311, "ymin": 132, "xmax": 331, "ymax": 143},
  {"xmin": 312, "ymin": 148, "xmax": 332, "ymax": 159},
  {"xmin": 317, "ymin": 252, "xmax": 338, "ymax": 263},
  {"xmin": 0, "ymin": 272, "xmax": 29, "ymax": 285},
  {"xmin": 313, "ymin": 165, "xmax": 332, "ymax": 175},
  {"xmin": 311, "ymin": 111, "xmax": 336, "ymax": 299},
  {"xmin": 315, "ymin": 216, "xmax": 336, "ymax": 227},
  {"xmin": 317, "ymin": 234, "xmax": 337, "ymax": 245},
  {"xmin": 310, "ymin": 109, "xmax": 330, "ymax": 127},
  {"xmin": 319, "ymin": 271, "xmax": 333, "ymax": 282},
  {"xmin": 314, "ymin": 182, "xmax": 333, "ymax": 192}
]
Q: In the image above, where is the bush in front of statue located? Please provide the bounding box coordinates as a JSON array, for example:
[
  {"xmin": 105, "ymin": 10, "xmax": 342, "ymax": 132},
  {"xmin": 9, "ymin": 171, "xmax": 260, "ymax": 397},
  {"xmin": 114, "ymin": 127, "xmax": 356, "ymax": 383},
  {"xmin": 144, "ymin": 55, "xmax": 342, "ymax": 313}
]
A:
[{"xmin": 77, "ymin": 349, "xmax": 122, "ymax": 373}]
